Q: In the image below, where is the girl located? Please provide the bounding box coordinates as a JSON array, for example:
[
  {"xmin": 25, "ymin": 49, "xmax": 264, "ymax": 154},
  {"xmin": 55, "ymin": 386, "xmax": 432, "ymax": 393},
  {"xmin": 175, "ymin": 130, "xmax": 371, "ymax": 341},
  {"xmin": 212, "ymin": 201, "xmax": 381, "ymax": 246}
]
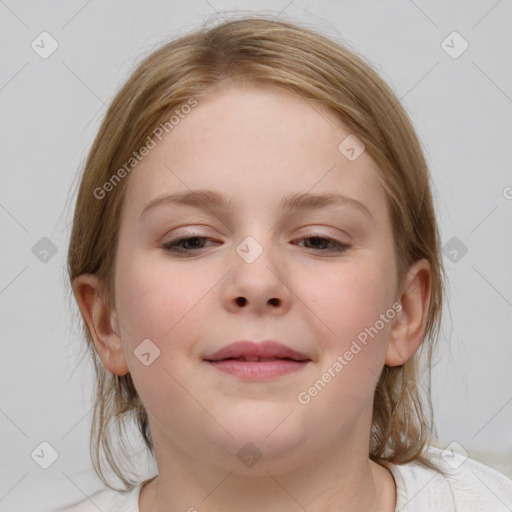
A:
[{"xmin": 64, "ymin": 15, "xmax": 512, "ymax": 512}]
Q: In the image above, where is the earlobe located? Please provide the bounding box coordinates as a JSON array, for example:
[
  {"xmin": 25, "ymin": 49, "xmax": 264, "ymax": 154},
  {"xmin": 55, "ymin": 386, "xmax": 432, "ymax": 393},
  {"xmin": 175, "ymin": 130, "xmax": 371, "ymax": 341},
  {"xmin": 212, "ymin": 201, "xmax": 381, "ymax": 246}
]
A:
[
  {"xmin": 72, "ymin": 274, "xmax": 130, "ymax": 376},
  {"xmin": 385, "ymin": 259, "xmax": 432, "ymax": 367}
]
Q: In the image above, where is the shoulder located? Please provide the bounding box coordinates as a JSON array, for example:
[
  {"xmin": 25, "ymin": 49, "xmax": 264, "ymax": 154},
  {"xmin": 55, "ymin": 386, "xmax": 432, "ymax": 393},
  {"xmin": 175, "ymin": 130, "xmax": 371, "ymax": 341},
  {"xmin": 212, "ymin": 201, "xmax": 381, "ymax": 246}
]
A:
[
  {"xmin": 386, "ymin": 445, "xmax": 512, "ymax": 511},
  {"xmin": 54, "ymin": 485, "xmax": 141, "ymax": 512}
]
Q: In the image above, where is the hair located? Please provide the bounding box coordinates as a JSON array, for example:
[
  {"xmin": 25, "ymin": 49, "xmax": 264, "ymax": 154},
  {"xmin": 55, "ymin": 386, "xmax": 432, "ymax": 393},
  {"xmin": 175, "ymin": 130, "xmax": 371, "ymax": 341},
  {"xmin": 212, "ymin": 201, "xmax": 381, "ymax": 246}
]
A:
[{"xmin": 67, "ymin": 14, "xmax": 447, "ymax": 491}]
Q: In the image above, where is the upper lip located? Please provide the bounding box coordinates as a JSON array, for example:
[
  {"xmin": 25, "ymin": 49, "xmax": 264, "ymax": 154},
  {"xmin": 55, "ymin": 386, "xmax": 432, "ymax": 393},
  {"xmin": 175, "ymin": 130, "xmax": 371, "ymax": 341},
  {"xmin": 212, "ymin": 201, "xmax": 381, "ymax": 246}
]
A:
[{"xmin": 203, "ymin": 340, "xmax": 311, "ymax": 362}]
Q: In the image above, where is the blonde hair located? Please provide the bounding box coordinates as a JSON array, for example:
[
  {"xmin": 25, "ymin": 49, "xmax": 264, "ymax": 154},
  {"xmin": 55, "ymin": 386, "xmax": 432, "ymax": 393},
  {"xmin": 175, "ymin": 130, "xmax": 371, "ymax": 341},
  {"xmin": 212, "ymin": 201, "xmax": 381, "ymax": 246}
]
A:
[{"xmin": 67, "ymin": 14, "xmax": 446, "ymax": 491}]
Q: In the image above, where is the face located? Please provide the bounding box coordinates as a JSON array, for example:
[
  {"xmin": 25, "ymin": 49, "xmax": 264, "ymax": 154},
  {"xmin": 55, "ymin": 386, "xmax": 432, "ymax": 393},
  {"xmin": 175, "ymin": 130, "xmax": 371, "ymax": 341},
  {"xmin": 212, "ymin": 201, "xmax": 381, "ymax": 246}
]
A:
[{"xmin": 112, "ymin": 85, "xmax": 400, "ymax": 474}]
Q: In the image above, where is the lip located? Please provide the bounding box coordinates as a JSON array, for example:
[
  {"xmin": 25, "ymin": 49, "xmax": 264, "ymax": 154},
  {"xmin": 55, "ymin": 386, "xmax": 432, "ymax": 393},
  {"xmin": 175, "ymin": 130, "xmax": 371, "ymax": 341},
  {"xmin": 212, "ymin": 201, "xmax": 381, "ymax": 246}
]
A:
[
  {"xmin": 203, "ymin": 340, "xmax": 311, "ymax": 362},
  {"xmin": 206, "ymin": 359, "xmax": 310, "ymax": 379},
  {"xmin": 203, "ymin": 340, "xmax": 311, "ymax": 381}
]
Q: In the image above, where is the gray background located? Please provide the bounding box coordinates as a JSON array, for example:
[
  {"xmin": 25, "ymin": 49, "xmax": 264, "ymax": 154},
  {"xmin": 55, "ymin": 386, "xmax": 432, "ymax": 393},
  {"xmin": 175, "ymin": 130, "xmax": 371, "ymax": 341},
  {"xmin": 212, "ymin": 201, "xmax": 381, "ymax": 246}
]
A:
[{"xmin": 1, "ymin": 1, "xmax": 511, "ymax": 510}]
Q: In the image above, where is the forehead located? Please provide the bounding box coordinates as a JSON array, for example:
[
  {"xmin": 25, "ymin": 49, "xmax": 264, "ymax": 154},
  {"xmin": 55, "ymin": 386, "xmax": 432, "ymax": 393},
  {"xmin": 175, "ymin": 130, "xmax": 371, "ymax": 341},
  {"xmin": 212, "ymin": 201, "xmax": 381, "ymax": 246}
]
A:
[{"xmin": 123, "ymin": 85, "xmax": 387, "ymax": 222}]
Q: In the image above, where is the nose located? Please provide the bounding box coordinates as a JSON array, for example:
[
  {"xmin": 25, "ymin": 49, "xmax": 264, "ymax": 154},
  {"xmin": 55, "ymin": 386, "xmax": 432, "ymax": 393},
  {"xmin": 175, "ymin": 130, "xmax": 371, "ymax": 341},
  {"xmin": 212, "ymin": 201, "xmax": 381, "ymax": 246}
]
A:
[{"xmin": 220, "ymin": 236, "xmax": 293, "ymax": 315}]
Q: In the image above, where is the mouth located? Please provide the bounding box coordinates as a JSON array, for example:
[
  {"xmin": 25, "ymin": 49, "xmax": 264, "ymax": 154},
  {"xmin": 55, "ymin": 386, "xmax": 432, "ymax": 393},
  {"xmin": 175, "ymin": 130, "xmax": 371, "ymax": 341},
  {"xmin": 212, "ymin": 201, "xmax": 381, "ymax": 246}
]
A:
[
  {"xmin": 203, "ymin": 340, "xmax": 312, "ymax": 380},
  {"xmin": 203, "ymin": 340, "xmax": 311, "ymax": 362},
  {"xmin": 209, "ymin": 356, "xmax": 307, "ymax": 362},
  {"xmin": 205, "ymin": 358, "xmax": 310, "ymax": 379}
]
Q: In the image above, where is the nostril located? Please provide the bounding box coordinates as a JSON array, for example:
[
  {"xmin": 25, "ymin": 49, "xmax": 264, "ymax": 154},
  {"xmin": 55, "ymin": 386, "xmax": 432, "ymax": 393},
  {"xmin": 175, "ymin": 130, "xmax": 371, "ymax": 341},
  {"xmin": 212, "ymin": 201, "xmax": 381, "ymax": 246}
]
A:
[{"xmin": 234, "ymin": 297, "xmax": 280, "ymax": 306}]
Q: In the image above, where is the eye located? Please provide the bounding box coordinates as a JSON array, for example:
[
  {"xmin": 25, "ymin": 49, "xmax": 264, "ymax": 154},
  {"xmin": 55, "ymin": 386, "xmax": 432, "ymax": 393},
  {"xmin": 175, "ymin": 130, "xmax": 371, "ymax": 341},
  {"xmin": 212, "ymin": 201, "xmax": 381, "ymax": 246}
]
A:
[
  {"xmin": 294, "ymin": 232, "xmax": 351, "ymax": 253},
  {"xmin": 161, "ymin": 232, "xmax": 351, "ymax": 256},
  {"xmin": 162, "ymin": 234, "xmax": 219, "ymax": 255}
]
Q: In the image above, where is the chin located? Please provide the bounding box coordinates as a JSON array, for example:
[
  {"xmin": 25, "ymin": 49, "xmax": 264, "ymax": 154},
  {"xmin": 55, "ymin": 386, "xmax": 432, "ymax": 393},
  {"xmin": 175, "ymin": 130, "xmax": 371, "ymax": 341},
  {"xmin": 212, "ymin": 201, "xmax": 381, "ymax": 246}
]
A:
[{"xmin": 209, "ymin": 419, "xmax": 308, "ymax": 471}]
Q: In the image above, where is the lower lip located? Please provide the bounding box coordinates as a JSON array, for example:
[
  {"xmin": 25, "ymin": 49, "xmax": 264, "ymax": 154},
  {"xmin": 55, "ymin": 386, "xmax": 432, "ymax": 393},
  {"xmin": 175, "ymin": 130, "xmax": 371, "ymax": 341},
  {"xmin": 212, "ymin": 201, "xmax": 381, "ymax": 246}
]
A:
[{"xmin": 205, "ymin": 359, "xmax": 310, "ymax": 379}]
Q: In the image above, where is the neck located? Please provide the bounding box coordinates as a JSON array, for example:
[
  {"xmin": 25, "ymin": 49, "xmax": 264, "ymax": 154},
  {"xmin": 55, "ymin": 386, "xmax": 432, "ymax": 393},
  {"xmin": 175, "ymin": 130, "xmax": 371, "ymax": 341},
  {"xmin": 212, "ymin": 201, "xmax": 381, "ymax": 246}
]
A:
[{"xmin": 140, "ymin": 434, "xmax": 395, "ymax": 512}]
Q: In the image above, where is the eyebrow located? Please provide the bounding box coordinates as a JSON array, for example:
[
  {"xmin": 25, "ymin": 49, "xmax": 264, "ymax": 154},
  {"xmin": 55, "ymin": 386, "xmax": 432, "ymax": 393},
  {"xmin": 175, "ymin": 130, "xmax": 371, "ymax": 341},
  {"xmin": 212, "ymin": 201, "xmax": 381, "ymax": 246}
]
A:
[{"xmin": 140, "ymin": 189, "xmax": 374, "ymax": 222}]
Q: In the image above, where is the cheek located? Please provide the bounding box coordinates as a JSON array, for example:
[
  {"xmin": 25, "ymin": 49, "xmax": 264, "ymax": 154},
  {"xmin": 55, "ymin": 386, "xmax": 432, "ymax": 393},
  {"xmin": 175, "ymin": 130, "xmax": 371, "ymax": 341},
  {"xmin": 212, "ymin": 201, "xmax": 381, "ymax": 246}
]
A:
[
  {"xmin": 114, "ymin": 255, "xmax": 214, "ymax": 407},
  {"xmin": 302, "ymin": 258, "xmax": 394, "ymax": 339},
  {"xmin": 115, "ymin": 252, "xmax": 209, "ymax": 347},
  {"xmin": 295, "ymin": 258, "xmax": 394, "ymax": 395}
]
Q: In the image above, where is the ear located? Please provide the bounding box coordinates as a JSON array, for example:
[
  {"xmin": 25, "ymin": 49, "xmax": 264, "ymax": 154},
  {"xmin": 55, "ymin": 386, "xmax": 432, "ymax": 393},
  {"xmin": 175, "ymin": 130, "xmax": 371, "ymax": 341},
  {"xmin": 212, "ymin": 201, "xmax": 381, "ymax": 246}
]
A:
[
  {"xmin": 72, "ymin": 274, "xmax": 129, "ymax": 376},
  {"xmin": 385, "ymin": 259, "xmax": 432, "ymax": 367}
]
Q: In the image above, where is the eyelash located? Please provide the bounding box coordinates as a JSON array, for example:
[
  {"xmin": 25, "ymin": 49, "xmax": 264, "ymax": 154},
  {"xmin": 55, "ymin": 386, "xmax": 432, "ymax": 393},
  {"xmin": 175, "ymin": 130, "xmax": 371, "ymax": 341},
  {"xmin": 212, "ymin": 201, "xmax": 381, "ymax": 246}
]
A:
[{"xmin": 161, "ymin": 231, "xmax": 351, "ymax": 256}]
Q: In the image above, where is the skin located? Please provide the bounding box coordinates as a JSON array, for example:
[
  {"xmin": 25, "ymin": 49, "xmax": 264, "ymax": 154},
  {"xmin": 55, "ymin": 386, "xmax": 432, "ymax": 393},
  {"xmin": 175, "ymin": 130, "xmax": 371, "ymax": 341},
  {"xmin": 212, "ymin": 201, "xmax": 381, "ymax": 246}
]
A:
[{"xmin": 73, "ymin": 85, "xmax": 431, "ymax": 512}]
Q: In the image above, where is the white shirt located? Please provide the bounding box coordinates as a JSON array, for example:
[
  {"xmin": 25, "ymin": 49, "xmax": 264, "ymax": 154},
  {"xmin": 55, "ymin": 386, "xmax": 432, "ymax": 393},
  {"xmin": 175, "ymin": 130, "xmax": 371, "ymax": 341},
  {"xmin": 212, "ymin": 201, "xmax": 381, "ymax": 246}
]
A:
[{"xmin": 58, "ymin": 447, "xmax": 512, "ymax": 511}]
